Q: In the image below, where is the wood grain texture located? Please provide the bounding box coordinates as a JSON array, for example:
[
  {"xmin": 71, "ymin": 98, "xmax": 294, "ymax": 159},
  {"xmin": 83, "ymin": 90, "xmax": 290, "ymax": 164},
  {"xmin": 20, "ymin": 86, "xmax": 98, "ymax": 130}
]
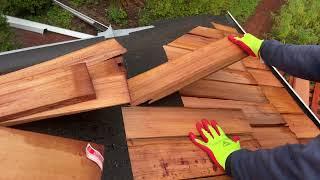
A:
[
  {"xmin": 180, "ymin": 80, "xmax": 268, "ymax": 103},
  {"xmin": 128, "ymin": 38, "xmax": 247, "ymax": 105},
  {"xmin": 248, "ymin": 69, "xmax": 283, "ymax": 87},
  {"xmin": 128, "ymin": 137, "xmax": 224, "ymax": 180},
  {"xmin": 163, "ymin": 44, "xmax": 246, "ymax": 72},
  {"xmin": 311, "ymin": 83, "xmax": 320, "ymax": 118},
  {"xmin": 204, "ymin": 69, "xmax": 257, "ymax": 85},
  {"xmin": 0, "ymin": 127, "xmax": 102, "ymax": 180},
  {"xmin": 189, "ymin": 26, "xmax": 225, "ymax": 39},
  {"xmin": 122, "ymin": 107, "xmax": 252, "ymax": 139},
  {"xmin": 211, "ymin": 22, "xmax": 239, "ymax": 34},
  {"xmin": 181, "ymin": 97, "xmax": 286, "ymax": 126},
  {"xmin": 1, "ymin": 60, "xmax": 130, "ymax": 126},
  {"xmin": 252, "ymin": 127, "xmax": 298, "ymax": 148},
  {"xmin": 0, "ymin": 39, "xmax": 126, "ymax": 86},
  {"xmin": 226, "ymin": 61, "xmax": 246, "ymax": 71},
  {"xmin": 242, "ymin": 56, "xmax": 269, "ymax": 70},
  {"xmin": 293, "ymin": 78, "xmax": 310, "ymax": 106},
  {"xmin": 261, "ymin": 86, "xmax": 303, "ymax": 114},
  {"xmin": 167, "ymin": 34, "xmax": 217, "ymax": 50},
  {"xmin": 0, "ymin": 63, "xmax": 96, "ymax": 121},
  {"xmin": 128, "ymin": 136, "xmax": 260, "ymax": 180},
  {"xmin": 163, "ymin": 45, "xmax": 192, "ymax": 61},
  {"xmin": 282, "ymin": 114, "xmax": 320, "ymax": 139},
  {"xmin": 163, "ymin": 45, "xmax": 246, "ymax": 73}
]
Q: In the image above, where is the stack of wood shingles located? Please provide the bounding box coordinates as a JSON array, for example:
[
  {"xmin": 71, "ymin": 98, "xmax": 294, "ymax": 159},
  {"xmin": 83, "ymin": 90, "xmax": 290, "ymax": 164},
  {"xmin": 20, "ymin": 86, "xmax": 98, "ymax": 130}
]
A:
[
  {"xmin": 0, "ymin": 39, "xmax": 130, "ymax": 126},
  {"xmin": 123, "ymin": 23, "xmax": 320, "ymax": 179},
  {"xmin": 0, "ymin": 39, "xmax": 129, "ymax": 179}
]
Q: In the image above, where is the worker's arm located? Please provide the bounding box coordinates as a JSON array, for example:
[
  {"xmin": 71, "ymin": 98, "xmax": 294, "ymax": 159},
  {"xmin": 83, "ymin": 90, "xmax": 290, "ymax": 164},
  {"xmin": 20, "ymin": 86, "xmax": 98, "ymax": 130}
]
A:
[
  {"xmin": 261, "ymin": 40, "xmax": 320, "ymax": 81},
  {"xmin": 226, "ymin": 136, "xmax": 320, "ymax": 180},
  {"xmin": 189, "ymin": 121, "xmax": 320, "ymax": 179},
  {"xmin": 229, "ymin": 34, "xmax": 320, "ymax": 82}
]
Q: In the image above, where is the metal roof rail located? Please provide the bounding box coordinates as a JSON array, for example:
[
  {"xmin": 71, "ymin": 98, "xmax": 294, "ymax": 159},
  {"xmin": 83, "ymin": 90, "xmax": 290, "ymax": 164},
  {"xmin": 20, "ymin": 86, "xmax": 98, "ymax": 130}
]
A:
[
  {"xmin": 6, "ymin": 16, "xmax": 95, "ymax": 39},
  {"xmin": 0, "ymin": 37, "xmax": 100, "ymax": 56},
  {"xmin": 53, "ymin": 0, "xmax": 154, "ymax": 38},
  {"xmin": 53, "ymin": 0, "xmax": 109, "ymax": 32}
]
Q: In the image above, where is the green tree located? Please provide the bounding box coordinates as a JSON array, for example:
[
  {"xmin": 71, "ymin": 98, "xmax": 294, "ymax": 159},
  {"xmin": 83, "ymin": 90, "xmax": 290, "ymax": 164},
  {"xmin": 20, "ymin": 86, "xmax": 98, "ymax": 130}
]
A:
[
  {"xmin": 0, "ymin": 14, "xmax": 18, "ymax": 52},
  {"xmin": 272, "ymin": 0, "xmax": 320, "ymax": 44},
  {"xmin": 27, "ymin": 5, "xmax": 73, "ymax": 29},
  {"xmin": 1, "ymin": 0, "xmax": 73, "ymax": 30},
  {"xmin": 106, "ymin": 0, "xmax": 128, "ymax": 26},
  {"xmin": 1, "ymin": 0, "xmax": 52, "ymax": 16},
  {"xmin": 139, "ymin": 0, "xmax": 260, "ymax": 25}
]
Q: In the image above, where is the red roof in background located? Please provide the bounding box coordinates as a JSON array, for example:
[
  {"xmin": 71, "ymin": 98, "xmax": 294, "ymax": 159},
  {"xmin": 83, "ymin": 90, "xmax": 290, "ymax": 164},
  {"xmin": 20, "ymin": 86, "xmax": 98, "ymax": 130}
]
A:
[{"xmin": 13, "ymin": 28, "xmax": 76, "ymax": 48}]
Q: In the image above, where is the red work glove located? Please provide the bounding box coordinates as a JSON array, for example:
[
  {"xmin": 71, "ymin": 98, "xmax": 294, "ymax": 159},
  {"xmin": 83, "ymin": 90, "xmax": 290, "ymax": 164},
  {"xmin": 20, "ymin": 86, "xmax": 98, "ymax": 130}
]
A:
[
  {"xmin": 228, "ymin": 33, "xmax": 264, "ymax": 57},
  {"xmin": 189, "ymin": 119, "xmax": 241, "ymax": 170}
]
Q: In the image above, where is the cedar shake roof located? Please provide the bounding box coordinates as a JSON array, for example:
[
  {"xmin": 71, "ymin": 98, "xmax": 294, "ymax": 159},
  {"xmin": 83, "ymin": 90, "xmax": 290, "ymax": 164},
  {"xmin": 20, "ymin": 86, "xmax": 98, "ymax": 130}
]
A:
[{"xmin": 123, "ymin": 23, "xmax": 320, "ymax": 179}]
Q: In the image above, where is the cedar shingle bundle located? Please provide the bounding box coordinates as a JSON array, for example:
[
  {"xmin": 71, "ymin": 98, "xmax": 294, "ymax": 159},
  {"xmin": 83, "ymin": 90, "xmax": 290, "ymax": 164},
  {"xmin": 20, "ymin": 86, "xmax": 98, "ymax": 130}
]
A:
[
  {"xmin": 0, "ymin": 39, "xmax": 130, "ymax": 125},
  {"xmin": 0, "ymin": 63, "xmax": 97, "ymax": 121}
]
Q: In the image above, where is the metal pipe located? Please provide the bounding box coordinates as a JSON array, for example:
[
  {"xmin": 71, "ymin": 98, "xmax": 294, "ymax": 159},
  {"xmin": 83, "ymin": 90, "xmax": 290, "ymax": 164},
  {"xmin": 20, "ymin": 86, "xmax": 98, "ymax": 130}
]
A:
[{"xmin": 53, "ymin": 0, "xmax": 109, "ymax": 31}]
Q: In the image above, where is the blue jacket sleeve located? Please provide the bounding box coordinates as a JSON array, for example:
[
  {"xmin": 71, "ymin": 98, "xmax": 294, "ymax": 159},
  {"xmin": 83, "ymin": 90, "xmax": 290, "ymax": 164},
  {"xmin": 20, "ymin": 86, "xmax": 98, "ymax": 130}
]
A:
[
  {"xmin": 225, "ymin": 136, "xmax": 320, "ymax": 180},
  {"xmin": 260, "ymin": 40, "xmax": 320, "ymax": 82}
]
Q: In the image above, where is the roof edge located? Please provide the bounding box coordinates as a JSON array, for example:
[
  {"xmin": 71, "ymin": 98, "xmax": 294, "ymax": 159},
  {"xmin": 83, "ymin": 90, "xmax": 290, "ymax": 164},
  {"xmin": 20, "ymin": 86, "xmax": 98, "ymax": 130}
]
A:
[
  {"xmin": 0, "ymin": 37, "xmax": 101, "ymax": 56},
  {"xmin": 227, "ymin": 11, "xmax": 320, "ymax": 128}
]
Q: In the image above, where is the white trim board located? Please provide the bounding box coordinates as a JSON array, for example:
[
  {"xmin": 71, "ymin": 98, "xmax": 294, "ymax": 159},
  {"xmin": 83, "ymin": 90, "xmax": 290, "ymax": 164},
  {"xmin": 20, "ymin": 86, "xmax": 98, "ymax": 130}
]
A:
[
  {"xmin": 6, "ymin": 16, "xmax": 95, "ymax": 39},
  {"xmin": 0, "ymin": 37, "xmax": 101, "ymax": 56}
]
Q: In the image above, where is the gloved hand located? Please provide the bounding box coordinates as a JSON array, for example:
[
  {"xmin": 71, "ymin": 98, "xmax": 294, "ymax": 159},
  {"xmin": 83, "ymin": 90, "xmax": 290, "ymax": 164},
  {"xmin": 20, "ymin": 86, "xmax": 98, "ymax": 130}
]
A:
[
  {"xmin": 228, "ymin": 33, "xmax": 264, "ymax": 57},
  {"xmin": 189, "ymin": 119, "xmax": 241, "ymax": 170}
]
